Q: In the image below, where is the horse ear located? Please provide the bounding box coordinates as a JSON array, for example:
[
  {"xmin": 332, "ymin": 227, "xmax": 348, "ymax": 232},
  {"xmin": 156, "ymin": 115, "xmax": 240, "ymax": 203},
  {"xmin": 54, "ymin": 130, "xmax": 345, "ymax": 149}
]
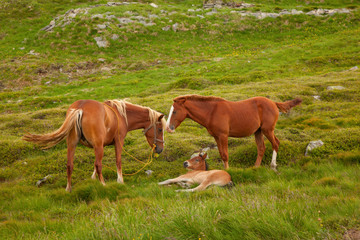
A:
[
  {"xmin": 174, "ymin": 97, "xmax": 186, "ymax": 104},
  {"xmin": 158, "ymin": 114, "xmax": 164, "ymax": 121},
  {"xmin": 201, "ymin": 153, "xmax": 207, "ymax": 159}
]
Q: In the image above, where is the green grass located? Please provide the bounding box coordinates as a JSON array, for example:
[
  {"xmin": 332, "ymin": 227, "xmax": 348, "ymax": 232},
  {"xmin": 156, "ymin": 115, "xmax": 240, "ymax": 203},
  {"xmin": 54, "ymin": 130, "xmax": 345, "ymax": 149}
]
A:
[{"xmin": 1, "ymin": 0, "xmax": 360, "ymax": 239}]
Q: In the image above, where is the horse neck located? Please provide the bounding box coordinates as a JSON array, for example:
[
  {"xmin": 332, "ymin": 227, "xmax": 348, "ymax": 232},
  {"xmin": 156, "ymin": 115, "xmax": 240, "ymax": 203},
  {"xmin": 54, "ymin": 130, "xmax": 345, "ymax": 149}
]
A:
[
  {"xmin": 125, "ymin": 104, "xmax": 151, "ymax": 131},
  {"xmin": 185, "ymin": 100, "xmax": 217, "ymax": 128}
]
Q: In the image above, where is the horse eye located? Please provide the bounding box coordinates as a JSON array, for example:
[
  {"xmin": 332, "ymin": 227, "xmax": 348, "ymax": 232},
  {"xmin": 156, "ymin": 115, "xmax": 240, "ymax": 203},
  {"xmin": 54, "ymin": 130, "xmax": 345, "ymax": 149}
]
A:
[{"xmin": 173, "ymin": 111, "xmax": 176, "ymax": 114}]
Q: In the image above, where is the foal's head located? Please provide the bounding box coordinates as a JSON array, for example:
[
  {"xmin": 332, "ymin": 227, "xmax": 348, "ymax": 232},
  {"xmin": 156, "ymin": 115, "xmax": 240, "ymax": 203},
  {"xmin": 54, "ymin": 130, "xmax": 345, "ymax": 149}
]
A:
[
  {"xmin": 143, "ymin": 114, "xmax": 166, "ymax": 154},
  {"xmin": 166, "ymin": 97, "xmax": 187, "ymax": 133},
  {"xmin": 183, "ymin": 153, "xmax": 208, "ymax": 171}
]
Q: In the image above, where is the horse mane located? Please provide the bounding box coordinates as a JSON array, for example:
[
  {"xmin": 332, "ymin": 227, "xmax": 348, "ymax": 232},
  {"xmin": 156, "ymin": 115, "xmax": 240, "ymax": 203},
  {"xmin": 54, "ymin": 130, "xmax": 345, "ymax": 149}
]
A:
[
  {"xmin": 175, "ymin": 94, "xmax": 225, "ymax": 102},
  {"xmin": 107, "ymin": 100, "xmax": 128, "ymax": 126},
  {"xmin": 107, "ymin": 99, "xmax": 166, "ymax": 129}
]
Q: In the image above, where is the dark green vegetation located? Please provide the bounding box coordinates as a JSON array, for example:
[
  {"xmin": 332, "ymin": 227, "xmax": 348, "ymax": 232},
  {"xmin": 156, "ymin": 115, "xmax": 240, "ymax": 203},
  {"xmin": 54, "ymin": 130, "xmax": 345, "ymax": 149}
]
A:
[{"xmin": 1, "ymin": 0, "xmax": 360, "ymax": 239}]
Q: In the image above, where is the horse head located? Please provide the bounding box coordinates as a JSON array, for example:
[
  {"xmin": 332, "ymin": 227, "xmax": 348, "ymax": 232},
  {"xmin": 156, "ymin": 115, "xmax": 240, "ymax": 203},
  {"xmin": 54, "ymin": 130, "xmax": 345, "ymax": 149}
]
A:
[
  {"xmin": 183, "ymin": 153, "xmax": 208, "ymax": 171},
  {"xmin": 143, "ymin": 114, "xmax": 165, "ymax": 154},
  {"xmin": 166, "ymin": 97, "xmax": 188, "ymax": 133}
]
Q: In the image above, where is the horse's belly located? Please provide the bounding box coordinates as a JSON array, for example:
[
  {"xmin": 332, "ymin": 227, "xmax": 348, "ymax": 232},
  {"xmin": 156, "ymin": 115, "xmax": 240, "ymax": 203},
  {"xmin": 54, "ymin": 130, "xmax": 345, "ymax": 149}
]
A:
[{"xmin": 228, "ymin": 128, "xmax": 257, "ymax": 138}]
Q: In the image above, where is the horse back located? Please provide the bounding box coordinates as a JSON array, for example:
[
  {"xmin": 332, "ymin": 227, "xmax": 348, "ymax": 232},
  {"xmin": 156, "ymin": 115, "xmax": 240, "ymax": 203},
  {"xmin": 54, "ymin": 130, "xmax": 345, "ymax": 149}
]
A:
[
  {"xmin": 188, "ymin": 170, "xmax": 231, "ymax": 186},
  {"xmin": 68, "ymin": 100, "xmax": 125, "ymax": 146}
]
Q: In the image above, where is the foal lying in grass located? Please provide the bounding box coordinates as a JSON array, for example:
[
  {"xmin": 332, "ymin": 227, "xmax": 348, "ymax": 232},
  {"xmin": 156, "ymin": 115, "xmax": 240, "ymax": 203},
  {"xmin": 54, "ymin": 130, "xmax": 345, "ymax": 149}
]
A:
[{"xmin": 158, "ymin": 153, "xmax": 233, "ymax": 192}]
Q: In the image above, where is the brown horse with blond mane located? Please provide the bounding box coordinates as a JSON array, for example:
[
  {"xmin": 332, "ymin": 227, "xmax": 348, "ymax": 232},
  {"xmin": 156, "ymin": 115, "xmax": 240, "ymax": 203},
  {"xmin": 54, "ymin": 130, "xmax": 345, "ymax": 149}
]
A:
[
  {"xmin": 23, "ymin": 99, "xmax": 166, "ymax": 192},
  {"xmin": 158, "ymin": 153, "xmax": 233, "ymax": 192},
  {"xmin": 166, "ymin": 95, "xmax": 302, "ymax": 170}
]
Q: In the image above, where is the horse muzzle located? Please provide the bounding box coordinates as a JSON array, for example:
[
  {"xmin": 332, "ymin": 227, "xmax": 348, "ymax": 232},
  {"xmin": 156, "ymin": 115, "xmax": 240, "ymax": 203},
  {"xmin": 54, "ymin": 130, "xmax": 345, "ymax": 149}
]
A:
[
  {"xmin": 155, "ymin": 146, "xmax": 163, "ymax": 154},
  {"xmin": 166, "ymin": 124, "xmax": 175, "ymax": 133},
  {"xmin": 183, "ymin": 161, "xmax": 189, "ymax": 168}
]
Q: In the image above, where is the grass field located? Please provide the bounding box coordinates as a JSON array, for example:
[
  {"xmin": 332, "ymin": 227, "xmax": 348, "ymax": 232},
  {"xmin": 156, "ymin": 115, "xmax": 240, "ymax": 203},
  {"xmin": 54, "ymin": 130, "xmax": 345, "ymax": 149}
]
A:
[{"xmin": 1, "ymin": 0, "xmax": 360, "ymax": 239}]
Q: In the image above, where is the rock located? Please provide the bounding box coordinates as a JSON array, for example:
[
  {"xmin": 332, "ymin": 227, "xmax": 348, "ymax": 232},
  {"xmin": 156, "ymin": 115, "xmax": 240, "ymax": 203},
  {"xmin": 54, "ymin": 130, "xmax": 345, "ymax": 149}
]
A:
[
  {"xmin": 206, "ymin": 11, "xmax": 216, "ymax": 16},
  {"xmin": 19, "ymin": 47, "xmax": 25, "ymax": 50},
  {"xmin": 172, "ymin": 23, "xmax": 179, "ymax": 32},
  {"xmin": 91, "ymin": 14, "xmax": 104, "ymax": 19},
  {"xmin": 124, "ymin": 11, "xmax": 135, "ymax": 15},
  {"xmin": 197, "ymin": 15, "xmax": 205, "ymax": 19},
  {"xmin": 327, "ymin": 86, "xmax": 345, "ymax": 90},
  {"xmin": 36, "ymin": 175, "xmax": 52, "ymax": 187},
  {"xmin": 291, "ymin": 9, "xmax": 303, "ymax": 14},
  {"xmin": 41, "ymin": 20, "xmax": 56, "ymax": 31},
  {"xmin": 28, "ymin": 50, "xmax": 39, "ymax": 56},
  {"xmin": 162, "ymin": 26, "xmax": 170, "ymax": 31},
  {"xmin": 168, "ymin": 11, "xmax": 178, "ymax": 15},
  {"xmin": 132, "ymin": 16, "xmax": 146, "ymax": 21},
  {"xmin": 202, "ymin": 147, "xmax": 211, "ymax": 152},
  {"xmin": 98, "ymin": 58, "xmax": 106, "ymax": 62},
  {"xmin": 94, "ymin": 37, "xmax": 109, "ymax": 48},
  {"xmin": 118, "ymin": 18, "xmax": 133, "ymax": 24},
  {"xmin": 313, "ymin": 95, "xmax": 321, "ymax": 100},
  {"xmin": 106, "ymin": 15, "xmax": 116, "ymax": 20},
  {"xmin": 349, "ymin": 66, "xmax": 358, "ymax": 71},
  {"xmin": 145, "ymin": 170, "xmax": 153, "ymax": 176},
  {"xmin": 101, "ymin": 67, "xmax": 111, "ymax": 71},
  {"xmin": 338, "ymin": 8, "xmax": 350, "ymax": 13},
  {"xmin": 268, "ymin": 13, "xmax": 279, "ymax": 18},
  {"xmin": 148, "ymin": 14, "xmax": 159, "ymax": 19},
  {"xmin": 305, "ymin": 140, "xmax": 324, "ymax": 156},
  {"xmin": 111, "ymin": 34, "xmax": 119, "ymax": 40},
  {"xmin": 141, "ymin": 21, "xmax": 156, "ymax": 27},
  {"xmin": 97, "ymin": 24, "xmax": 107, "ymax": 29},
  {"xmin": 188, "ymin": 9, "xmax": 195, "ymax": 12},
  {"xmin": 213, "ymin": 57, "xmax": 223, "ymax": 62},
  {"xmin": 150, "ymin": 3, "xmax": 158, "ymax": 8}
]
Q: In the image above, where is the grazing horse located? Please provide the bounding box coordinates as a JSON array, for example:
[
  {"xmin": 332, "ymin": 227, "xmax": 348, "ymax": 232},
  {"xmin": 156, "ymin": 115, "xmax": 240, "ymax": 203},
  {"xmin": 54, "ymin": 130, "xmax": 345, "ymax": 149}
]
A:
[
  {"xmin": 166, "ymin": 95, "xmax": 302, "ymax": 170},
  {"xmin": 158, "ymin": 153, "xmax": 233, "ymax": 192},
  {"xmin": 23, "ymin": 99, "xmax": 166, "ymax": 192}
]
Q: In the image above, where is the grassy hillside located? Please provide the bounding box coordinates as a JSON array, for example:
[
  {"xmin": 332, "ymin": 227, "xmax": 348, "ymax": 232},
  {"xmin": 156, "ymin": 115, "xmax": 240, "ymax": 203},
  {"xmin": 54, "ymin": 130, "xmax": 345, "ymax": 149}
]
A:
[{"xmin": 1, "ymin": 0, "xmax": 359, "ymax": 239}]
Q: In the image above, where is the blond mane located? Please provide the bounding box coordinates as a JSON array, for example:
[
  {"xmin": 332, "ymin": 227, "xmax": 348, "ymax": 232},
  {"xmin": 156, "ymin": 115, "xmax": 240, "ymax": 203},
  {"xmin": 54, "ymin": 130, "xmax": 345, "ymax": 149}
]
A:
[
  {"xmin": 174, "ymin": 95, "xmax": 225, "ymax": 102},
  {"xmin": 107, "ymin": 100, "xmax": 166, "ymax": 129}
]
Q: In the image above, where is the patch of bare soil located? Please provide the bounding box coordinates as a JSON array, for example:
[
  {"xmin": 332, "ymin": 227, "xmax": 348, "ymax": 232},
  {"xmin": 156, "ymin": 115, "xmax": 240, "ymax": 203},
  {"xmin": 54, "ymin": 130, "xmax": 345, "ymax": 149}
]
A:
[{"xmin": 344, "ymin": 229, "xmax": 360, "ymax": 240}]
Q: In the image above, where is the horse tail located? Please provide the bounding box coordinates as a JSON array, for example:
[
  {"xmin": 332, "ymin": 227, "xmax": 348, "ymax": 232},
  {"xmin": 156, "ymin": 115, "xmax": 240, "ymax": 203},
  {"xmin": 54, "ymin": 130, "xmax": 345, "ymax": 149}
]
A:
[
  {"xmin": 23, "ymin": 109, "xmax": 83, "ymax": 149},
  {"xmin": 275, "ymin": 98, "xmax": 302, "ymax": 113}
]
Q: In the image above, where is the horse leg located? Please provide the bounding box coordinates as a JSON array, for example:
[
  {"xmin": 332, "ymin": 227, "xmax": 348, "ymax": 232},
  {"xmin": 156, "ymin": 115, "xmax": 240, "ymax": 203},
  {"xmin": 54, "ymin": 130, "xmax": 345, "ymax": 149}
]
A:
[
  {"xmin": 91, "ymin": 168, "xmax": 97, "ymax": 180},
  {"xmin": 66, "ymin": 129, "xmax": 79, "ymax": 192},
  {"xmin": 115, "ymin": 138, "xmax": 124, "ymax": 184},
  {"xmin": 254, "ymin": 129, "xmax": 265, "ymax": 167},
  {"xmin": 263, "ymin": 129, "xmax": 279, "ymax": 171},
  {"xmin": 159, "ymin": 176, "xmax": 190, "ymax": 185},
  {"xmin": 175, "ymin": 180, "xmax": 212, "ymax": 192},
  {"xmin": 94, "ymin": 145, "xmax": 106, "ymax": 186},
  {"xmin": 214, "ymin": 135, "xmax": 229, "ymax": 169}
]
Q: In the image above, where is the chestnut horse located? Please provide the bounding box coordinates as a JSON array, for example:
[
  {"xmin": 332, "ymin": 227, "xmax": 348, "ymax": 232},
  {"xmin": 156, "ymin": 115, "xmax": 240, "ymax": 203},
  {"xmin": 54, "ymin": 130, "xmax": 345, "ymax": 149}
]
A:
[
  {"xmin": 166, "ymin": 95, "xmax": 302, "ymax": 170},
  {"xmin": 23, "ymin": 99, "xmax": 166, "ymax": 192},
  {"xmin": 158, "ymin": 153, "xmax": 233, "ymax": 192}
]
